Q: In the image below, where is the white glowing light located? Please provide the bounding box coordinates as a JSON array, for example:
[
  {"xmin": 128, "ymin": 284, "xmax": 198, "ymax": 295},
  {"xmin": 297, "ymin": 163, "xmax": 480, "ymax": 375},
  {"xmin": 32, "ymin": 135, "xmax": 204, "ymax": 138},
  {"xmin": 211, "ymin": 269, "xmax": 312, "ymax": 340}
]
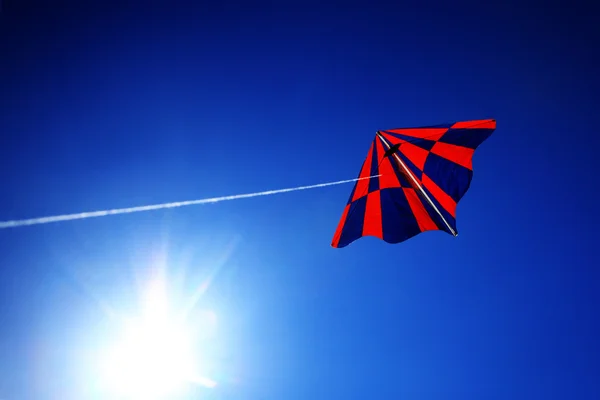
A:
[{"xmin": 100, "ymin": 279, "xmax": 216, "ymax": 399}]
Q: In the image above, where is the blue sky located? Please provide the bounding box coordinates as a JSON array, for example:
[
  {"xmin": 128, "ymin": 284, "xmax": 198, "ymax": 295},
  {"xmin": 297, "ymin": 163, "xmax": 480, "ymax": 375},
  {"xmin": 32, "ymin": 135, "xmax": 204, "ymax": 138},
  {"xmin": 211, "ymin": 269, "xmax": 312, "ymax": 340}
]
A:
[{"xmin": 0, "ymin": 1, "xmax": 598, "ymax": 399}]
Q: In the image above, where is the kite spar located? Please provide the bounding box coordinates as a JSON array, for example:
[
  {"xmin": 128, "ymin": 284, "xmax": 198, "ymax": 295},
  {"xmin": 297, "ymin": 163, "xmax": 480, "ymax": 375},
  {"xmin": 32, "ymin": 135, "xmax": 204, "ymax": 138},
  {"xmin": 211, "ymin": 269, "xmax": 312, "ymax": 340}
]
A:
[{"xmin": 376, "ymin": 131, "xmax": 457, "ymax": 237}]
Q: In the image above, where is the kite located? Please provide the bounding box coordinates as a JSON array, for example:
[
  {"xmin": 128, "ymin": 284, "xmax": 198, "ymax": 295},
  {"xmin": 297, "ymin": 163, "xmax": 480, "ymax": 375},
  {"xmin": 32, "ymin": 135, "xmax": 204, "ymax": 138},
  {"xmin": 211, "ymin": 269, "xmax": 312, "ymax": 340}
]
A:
[{"xmin": 331, "ymin": 119, "xmax": 496, "ymax": 248}]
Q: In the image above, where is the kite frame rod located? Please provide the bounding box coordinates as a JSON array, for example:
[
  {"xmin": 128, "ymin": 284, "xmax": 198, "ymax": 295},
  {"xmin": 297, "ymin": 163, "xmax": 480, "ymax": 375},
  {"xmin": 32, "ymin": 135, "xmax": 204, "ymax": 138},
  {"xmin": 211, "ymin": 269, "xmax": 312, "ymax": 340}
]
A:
[{"xmin": 376, "ymin": 132, "xmax": 457, "ymax": 237}]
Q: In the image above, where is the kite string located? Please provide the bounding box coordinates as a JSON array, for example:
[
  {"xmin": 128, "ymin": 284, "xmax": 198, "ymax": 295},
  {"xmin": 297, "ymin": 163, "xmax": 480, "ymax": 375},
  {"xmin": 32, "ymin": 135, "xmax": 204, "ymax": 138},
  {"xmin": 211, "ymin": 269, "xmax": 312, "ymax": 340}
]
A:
[
  {"xmin": 0, "ymin": 175, "xmax": 380, "ymax": 229},
  {"xmin": 0, "ymin": 121, "xmax": 490, "ymax": 230}
]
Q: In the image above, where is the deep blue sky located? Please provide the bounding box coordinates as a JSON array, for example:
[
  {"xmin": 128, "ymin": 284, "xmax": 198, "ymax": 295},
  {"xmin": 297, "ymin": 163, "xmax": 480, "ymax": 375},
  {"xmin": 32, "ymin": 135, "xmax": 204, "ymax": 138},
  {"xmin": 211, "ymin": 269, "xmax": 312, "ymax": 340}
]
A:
[{"xmin": 1, "ymin": 1, "xmax": 598, "ymax": 399}]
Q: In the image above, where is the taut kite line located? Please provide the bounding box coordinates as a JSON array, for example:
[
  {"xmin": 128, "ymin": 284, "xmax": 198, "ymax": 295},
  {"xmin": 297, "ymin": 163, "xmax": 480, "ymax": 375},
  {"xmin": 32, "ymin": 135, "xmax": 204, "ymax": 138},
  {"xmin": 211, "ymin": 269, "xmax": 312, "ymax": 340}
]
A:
[
  {"xmin": 1, "ymin": 118, "xmax": 496, "ymax": 248},
  {"xmin": 331, "ymin": 119, "xmax": 496, "ymax": 248},
  {"xmin": 0, "ymin": 176, "xmax": 377, "ymax": 229}
]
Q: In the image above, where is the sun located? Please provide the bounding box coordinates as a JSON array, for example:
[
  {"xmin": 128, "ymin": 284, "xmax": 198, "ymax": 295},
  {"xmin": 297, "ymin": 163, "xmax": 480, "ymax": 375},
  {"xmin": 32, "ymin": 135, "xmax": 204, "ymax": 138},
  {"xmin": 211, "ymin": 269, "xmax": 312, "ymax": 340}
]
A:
[{"xmin": 100, "ymin": 278, "xmax": 216, "ymax": 399}]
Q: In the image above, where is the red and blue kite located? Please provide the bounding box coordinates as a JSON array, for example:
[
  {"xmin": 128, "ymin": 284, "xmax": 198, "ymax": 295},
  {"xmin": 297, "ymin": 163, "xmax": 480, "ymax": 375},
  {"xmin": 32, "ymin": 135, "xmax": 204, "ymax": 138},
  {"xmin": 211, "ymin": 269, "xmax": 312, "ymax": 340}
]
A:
[{"xmin": 332, "ymin": 119, "xmax": 496, "ymax": 248}]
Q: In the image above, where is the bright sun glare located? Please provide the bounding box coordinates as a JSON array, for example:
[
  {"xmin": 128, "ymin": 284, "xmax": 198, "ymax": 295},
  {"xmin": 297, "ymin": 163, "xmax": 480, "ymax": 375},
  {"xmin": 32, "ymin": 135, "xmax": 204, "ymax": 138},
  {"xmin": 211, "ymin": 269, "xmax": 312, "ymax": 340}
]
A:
[{"xmin": 101, "ymin": 278, "xmax": 217, "ymax": 399}]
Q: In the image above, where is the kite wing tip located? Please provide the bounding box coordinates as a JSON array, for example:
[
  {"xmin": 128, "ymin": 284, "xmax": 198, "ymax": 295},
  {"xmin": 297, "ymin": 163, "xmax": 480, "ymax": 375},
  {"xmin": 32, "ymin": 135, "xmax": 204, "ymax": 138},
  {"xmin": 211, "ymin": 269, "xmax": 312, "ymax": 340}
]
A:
[{"xmin": 483, "ymin": 118, "xmax": 497, "ymax": 129}]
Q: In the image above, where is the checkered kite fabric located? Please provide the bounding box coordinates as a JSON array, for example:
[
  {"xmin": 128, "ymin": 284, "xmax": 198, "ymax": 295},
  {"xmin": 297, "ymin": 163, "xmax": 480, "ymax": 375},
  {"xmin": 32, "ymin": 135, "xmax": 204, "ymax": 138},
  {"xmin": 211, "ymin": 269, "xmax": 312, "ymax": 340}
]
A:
[{"xmin": 331, "ymin": 119, "xmax": 496, "ymax": 248}]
